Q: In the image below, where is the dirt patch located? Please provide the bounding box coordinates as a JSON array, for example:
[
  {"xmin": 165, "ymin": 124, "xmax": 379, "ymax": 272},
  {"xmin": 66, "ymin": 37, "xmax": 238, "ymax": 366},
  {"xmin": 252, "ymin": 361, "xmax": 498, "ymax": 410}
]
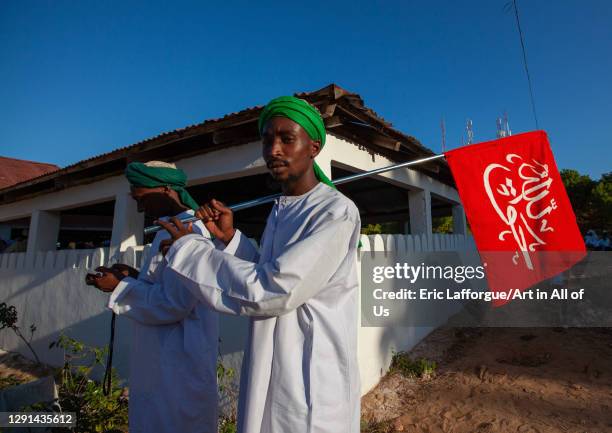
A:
[
  {"xmin": 0, "ymin": 349, "xmax": 55, "ymax": 390},
  {"xmin": 361, "ymin": 327, "xmax": 612, "ymax": 433}
]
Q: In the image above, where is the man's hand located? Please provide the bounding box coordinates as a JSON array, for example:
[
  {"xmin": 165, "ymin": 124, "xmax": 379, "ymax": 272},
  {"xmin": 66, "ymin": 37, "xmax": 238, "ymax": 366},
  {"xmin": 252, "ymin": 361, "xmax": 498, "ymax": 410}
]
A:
[
  {"xmin": 196, "ymin": 199, "xmax": 235, "ymax": 245},
  {"xmin": 85, "ymin": 266, "xmax": 126, "ymax": 293},
  {"xmin": 156, "ymin": 217, "xmax": 193, "ymax": 255}
]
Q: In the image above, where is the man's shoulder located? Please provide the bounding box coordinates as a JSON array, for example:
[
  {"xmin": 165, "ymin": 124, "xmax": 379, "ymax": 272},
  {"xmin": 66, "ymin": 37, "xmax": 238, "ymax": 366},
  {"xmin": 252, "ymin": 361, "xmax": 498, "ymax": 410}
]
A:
[{"xmin": 313, "ymin": 184, "xmax": 360, "ymax": 222}]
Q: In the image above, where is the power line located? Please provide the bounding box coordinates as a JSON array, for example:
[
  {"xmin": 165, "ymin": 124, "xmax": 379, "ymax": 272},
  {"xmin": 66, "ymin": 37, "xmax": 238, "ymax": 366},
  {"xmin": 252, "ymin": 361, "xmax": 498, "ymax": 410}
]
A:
[{"xmin": 512, "ymin": 0, "xmax": 539, "ymax": 129}]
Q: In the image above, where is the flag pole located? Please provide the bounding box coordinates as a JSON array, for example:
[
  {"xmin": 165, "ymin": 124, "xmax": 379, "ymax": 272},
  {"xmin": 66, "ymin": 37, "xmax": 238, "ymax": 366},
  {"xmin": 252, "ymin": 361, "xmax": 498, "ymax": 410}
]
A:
[{"xmin": 143, "ymin": 154, "xmax": 446, "ymax": 235}]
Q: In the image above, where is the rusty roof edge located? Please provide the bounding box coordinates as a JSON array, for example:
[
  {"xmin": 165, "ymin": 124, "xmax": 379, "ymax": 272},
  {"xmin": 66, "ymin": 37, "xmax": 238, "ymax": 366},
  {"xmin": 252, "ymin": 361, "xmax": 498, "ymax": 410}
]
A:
[{"xmin": 334, "ymin": 103, "xmax": 432, "ymax": 153}]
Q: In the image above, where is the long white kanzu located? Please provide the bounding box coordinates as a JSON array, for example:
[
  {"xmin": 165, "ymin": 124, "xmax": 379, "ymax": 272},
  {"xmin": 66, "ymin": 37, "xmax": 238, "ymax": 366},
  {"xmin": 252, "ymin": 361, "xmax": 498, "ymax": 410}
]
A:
[{"xmin": 143, "ymin": 153, "xmax": 445, "ymax": 235}]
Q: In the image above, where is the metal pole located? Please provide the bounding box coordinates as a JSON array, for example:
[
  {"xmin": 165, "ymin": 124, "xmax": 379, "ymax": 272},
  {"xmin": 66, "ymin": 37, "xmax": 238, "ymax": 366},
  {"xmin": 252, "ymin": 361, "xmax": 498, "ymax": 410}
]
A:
[{"xmin": 143, "ymin": 153, "xmax": 445, "ymax": 235}]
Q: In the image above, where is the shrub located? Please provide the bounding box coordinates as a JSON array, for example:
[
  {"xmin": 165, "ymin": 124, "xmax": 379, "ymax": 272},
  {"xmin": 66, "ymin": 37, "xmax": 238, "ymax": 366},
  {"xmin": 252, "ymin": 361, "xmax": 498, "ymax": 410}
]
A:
[
  {"xmin": 217, "ymin": 353, "xmax": 238, "ymax": 433},
  {"xmin": 360, "ymin": 418, "xmax": 394, "ymax": 433},
  {"xmin": 0, "ymin": 302, "xmax": 40, "ymax": 364},
  {"xmin": 389, "ymin": 351, "xmax": 437, "ymax": 379},
  {"xmin": 49, "ymin": 335, "xmax": 128, "ymax": 433}
]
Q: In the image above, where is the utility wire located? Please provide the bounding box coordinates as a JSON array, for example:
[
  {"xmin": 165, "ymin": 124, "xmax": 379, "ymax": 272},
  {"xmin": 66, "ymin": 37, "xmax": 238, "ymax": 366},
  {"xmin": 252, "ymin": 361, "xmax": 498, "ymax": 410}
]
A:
[{"xmin": 512, "ymin": 0, "xmax": 539, "ymax": 129}]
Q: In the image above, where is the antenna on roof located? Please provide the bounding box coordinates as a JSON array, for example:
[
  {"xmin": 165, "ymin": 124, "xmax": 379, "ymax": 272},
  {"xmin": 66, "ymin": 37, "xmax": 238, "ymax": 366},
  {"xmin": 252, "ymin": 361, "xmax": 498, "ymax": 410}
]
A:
[
  {"xmin": 503, "ymin": 112, "xmax": 512, "ymax": 136},
  {"xmin": 496, "ymin": 112, "xmax": 512, "ymax": 138},
  {"xmin": 440, "ymin": 117, "xmax": 446, "ymax": 152},
  {"xmin": 466, "ymin": 119, "xmax": 474, "ymax": 144}
]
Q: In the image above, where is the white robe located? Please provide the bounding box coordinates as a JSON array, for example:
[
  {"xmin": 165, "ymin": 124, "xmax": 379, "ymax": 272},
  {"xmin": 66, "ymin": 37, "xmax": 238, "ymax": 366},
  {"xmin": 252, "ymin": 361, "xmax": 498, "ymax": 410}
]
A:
[
  {"xmin": 165, "ymin": 183, "xmax": 361, "ymax": 433},
  {"xmin": 108, "ymin": 210, "xmax": 219, "ymax": 433}
]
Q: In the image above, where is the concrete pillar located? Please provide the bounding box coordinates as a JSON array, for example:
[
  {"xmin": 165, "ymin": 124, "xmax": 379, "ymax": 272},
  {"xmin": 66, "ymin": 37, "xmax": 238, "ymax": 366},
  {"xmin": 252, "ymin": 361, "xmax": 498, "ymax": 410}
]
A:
[
  {"xmin": 27, "ymin": 210, "xmax": 61, "ymax": 252},
  {"xmin": 110, "ymin": 192, "xmax": 144, "ymax": 253},
  {"xmin": 408, "ymin": 189, "xmax": 432, "ymax": 234},
  {"xmin": 452, "ymin": 204, "xmax": 467, "ymax": 235}
]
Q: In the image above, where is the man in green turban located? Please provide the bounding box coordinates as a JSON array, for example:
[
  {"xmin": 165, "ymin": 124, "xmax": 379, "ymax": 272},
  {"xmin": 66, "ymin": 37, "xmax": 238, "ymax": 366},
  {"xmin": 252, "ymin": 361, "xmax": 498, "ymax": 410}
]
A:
[
  {"xmin": 125, "ymin": 160, "xmax": 200, "ymax": 214},
  {"xmin": 86, "ymin": 161, "xmax": 219, "ymax": 433},
  {"xmin": 257, "ymin": 95, "xmax": 336, "ymax": 191},
  {"xmin": 159, "ymin": 97, "xmax": 362, "ymax": 433}
]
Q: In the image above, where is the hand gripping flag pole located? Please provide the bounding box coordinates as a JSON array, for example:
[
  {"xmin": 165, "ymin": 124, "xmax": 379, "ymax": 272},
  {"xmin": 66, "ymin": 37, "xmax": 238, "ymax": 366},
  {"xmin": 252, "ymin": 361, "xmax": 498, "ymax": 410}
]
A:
[{"xmin": 143, "ymin": 154, "xmax": 446, "ymax": 235}]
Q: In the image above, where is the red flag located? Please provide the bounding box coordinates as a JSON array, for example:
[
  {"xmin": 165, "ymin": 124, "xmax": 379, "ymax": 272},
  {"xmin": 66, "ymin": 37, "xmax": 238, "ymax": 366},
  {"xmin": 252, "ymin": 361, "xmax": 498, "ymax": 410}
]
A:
[{"xmin": 444, "ymin": 131, "xmax": 586, "ymax": 306}]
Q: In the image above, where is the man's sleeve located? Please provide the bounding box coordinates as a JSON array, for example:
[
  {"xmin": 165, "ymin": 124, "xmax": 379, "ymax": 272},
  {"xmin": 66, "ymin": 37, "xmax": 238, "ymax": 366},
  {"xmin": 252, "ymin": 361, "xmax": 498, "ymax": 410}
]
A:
[
  {"xmin": 214, "ymin": 229, "xmax": 260, "ymax": 262},
  {"xmin": 108, "ymin": 276, "xmax": 200, "ymax": 325},
  {"xmin": 165, "ymin": 210, "xmax": 357, "ymax": 317},
  {"xmin": 107, "ymin": 222, "xmax": 241, "ymax": 323}
]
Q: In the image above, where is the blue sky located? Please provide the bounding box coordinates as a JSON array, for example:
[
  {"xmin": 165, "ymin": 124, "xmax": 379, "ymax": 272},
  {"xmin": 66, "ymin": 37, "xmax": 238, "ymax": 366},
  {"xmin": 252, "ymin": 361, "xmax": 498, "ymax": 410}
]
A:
[{"xmin": 1, "ymin": 0, "xmax": 610, "ymax": 178}]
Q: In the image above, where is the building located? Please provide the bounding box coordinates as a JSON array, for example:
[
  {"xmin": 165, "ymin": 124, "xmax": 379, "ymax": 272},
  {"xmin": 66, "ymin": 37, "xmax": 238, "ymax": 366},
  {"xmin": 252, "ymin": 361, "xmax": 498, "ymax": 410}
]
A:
[
  {"xmin": 0, "ymin": 157, "xmax": 59, "ymax": 245},
  {"xmin": 0, "ymin": 84, "xmax": 472, "ymax": 395},
  {"xmin": 0, "ymin": 156, "xmax": 59, "ymax": 190}
]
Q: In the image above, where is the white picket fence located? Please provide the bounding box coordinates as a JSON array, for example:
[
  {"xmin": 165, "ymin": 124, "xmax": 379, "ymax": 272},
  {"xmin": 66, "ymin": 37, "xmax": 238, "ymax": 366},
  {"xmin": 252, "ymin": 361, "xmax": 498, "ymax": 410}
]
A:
[
  {"xmin": 0, "ymin": 233, "xmax": 474, "ymax": 272},
  {"xmin": 0, "ymin": 246, "xmax": 143, "ymax": 272},
  {"xmin": 0, "ymin": 233, "xmax": 474, "ymax": 395},
  {"xmin": 358, "ymin": 233, "xmax": 474, "ymax": 253}
]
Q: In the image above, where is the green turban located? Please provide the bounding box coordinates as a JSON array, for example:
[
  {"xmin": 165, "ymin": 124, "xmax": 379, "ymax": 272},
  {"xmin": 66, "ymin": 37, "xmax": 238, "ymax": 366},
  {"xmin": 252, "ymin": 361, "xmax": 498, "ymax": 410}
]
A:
[
  {"xmin": 258, "ymin": 96, "xmax": 335, "ymax": 189},
  {"xmin": 125, "ymin": 162, "xmax": 199, "ymax": 211}
]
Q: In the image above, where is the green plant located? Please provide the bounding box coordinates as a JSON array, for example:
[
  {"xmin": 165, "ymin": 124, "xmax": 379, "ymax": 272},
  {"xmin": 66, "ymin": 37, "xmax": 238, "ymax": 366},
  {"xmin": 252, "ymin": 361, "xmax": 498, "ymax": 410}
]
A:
[
  {"xmin": 0, "ymin": 302, "xmax": 41, "ymax": 364},
  {"xmin": 219, "ymin": 417, "xmax": 238, "ymax": 433},
  {"xmin": 49, "ymin": 335, "xmax": 128, "ymax": 433},
  {"xmin": 216, "ymin": 358, "xmax": 235, "ymax": 395},
  {"xmin": 217, "ymin": 353, "xmax": 238, "ymax": 433},
  {"xmin": 0, "ymin": 374, "xmax": 23, "ymax": 390},
  {"xmin": 432, "ymin": 216, "xmax": 453, "ymax": 234},
  {"xmin": 361, "ymin": 222, "xmax": 405, "ymax": 235},
  {"xmin": 361, "ymin": 223, "xmax": 383, "ymax": 235},
  {"xmin": 389, "ymin": 351, "xmax": 437, "ymax": 379},
  {"xmin": 561, "ymin": 169, "xmax": 611, "ymax": 232},
  {"xmin": 360, "ymin": 418, "xmax": 394, "ymax": 433}
]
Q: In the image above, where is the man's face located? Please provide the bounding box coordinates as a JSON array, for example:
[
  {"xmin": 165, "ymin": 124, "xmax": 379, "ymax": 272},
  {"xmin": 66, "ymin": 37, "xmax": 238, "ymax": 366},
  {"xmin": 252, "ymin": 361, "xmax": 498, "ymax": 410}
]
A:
[
  {"xmin": 261, "ymin": 117, "xmax": 320, "ymax": 183},
  {"xmin": 130, "ymin": 186, "xmax": 172, "ymax": 217}
]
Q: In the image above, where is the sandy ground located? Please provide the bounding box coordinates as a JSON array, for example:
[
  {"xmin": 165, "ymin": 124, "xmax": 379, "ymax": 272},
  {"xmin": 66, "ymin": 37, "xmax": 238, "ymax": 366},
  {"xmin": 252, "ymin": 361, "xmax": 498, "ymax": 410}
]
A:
[
  {"xmin": 0, "ymin": 349, "xmax": 54, "ymax": 390},
  {"xmin": 2, "ymin": 328, "xmax": 612, "ymax": 433},
  {"xmin": 361, "ymin": 327, "xmax": 612, "ymax": 433}
]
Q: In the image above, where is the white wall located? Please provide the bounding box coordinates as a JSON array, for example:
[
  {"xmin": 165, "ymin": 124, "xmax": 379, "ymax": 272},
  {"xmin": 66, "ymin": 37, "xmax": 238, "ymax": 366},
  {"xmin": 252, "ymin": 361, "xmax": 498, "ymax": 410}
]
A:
[
  {"xmin": 356, "ymin": 233, "xmax": 475, "ymax": 394},
  {"xmin": 324, "ymin": 135, "xmax": 460, "ymax": 204},
  {"xmin": 0, "ymin": 248, "xmax": 129, "ymax": 375}
]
